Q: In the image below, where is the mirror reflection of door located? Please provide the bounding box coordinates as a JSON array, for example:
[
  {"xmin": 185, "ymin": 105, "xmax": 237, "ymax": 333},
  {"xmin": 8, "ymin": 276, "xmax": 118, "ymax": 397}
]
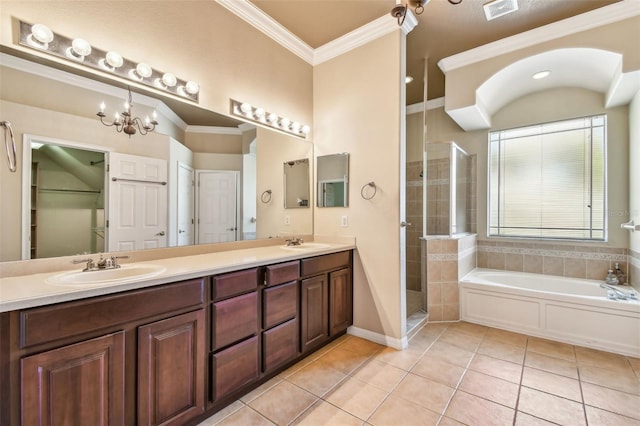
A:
[
  {"xmin": 24, "ymin": 137, "xmax": 106, "ymax": 259},
  {"xmin": 107, "ymin": 152, "xmax": 168, "ymax": 251},
  {"xmin": 319, "ymin": 180, "xmax": 346, "ymax": 207},
  {"xmin": 196, "ymin": 170, "xmax": 239, "ymax": 244},
  {"xmin": 177, "ymin": 162, "xmax": 195, "ymax": 246}
]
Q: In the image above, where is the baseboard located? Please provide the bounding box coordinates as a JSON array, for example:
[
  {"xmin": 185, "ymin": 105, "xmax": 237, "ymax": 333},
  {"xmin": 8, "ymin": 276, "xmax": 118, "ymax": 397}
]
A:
[{"xmin": 347, "ymin": 326, "xmax": 408, "ymax": 350}]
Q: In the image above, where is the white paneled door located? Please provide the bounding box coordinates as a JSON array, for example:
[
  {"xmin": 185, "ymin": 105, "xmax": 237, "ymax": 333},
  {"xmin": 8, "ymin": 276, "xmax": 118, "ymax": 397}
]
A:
[
  {"xmin": 196, "ymin": 170, "xmax": 239, "ymax": 244},
  {"xmin": 177, "ymin": 162, "xmax": 195, "ymax": 246},
  {"xmin": 108, "ymin": 153, "xmax": 168, "ymax": 252}
]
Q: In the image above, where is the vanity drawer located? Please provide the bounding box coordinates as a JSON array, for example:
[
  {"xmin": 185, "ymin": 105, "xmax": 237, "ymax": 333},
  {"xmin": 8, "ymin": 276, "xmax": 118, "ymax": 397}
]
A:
[
  {"xmin": 265, "ymin": 261, "xmax": 299, "ymax": 286},
  {"xmin": 211, "ymin": 336, "xmax": 259, "ymax": 401},
  {"xmin": 262, "ymin": 319, "xmax": 298, "ymax": 373},
  {"xmin": 212, "ymin": 292, "xmax": 258, "ymax": 351},
  {"xmin": 301, "ymin": 251, "xmax": 351, "ymax": 277},
  {"xmin": 20, "ymin": 279, "xmax": 205, "ymax": 348},
  {"xmin": 211, "ymin": 268, "xmax": 258, "ymax": 301},
  {"xmin": 263, "ymin": 281, "xmax": 297, "ymax": 329}
]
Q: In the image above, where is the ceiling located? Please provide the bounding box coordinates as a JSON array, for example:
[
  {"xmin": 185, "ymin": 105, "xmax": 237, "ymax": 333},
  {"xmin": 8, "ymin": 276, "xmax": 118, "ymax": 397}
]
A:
[{"xmin": 250, "ymin": 0, "xmax": 621, "ymax": 105}]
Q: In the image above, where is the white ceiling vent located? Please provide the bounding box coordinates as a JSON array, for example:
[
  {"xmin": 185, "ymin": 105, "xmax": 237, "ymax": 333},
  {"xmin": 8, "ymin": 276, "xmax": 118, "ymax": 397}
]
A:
[{"xmin": 483, "ymin": 0, "xmax": 519, "ymax": 21}]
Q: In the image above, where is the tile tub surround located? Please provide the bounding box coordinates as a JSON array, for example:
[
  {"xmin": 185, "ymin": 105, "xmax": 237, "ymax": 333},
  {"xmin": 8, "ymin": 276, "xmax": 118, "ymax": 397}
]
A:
[
  {"xmin": 477, "ymin": 240, "xmax": 629, "ymax": 282},
  {"xmin": 422, "ymin": 234, "xmax": 477, "ymax": 321},
  {"xmin": 198, "ymin": 322, "xmax": 640, "ymax": 426}
]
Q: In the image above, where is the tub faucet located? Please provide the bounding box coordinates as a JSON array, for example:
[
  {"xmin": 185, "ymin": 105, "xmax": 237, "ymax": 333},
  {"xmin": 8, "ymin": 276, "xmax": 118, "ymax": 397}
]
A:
[{"xmin": 600, "ymin": 283, "xmax": 635, "ymax": 300}]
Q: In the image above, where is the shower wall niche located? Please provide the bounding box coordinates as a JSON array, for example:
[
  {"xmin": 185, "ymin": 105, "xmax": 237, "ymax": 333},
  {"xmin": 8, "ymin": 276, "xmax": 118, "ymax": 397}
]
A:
[{"xmin": 425, "ymin": 142, "xmax": 476, "ymax": 236}]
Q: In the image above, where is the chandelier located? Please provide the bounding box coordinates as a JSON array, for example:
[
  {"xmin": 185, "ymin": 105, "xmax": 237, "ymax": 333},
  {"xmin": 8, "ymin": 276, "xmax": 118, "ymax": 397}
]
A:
[
  {"xmin": 97, "ymin": 87, "xmax": 159, "ymax": 136},
  {"xmin": 391, "ymin": 0, "xmax": 462, "ymax": 25}
]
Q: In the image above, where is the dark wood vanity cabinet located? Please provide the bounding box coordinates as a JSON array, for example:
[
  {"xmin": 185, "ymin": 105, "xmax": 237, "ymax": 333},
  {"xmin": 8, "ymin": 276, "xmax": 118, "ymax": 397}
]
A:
[
  {"xmin": 4, "ymin": 278, "xmax": 206, "ymax": 426},
  {"xmin": 300, "ymin": 251, "xmax": 353, "ymax": 353},
  {"xmin": 2, "ymin": 250, "xmax": 353, "ymax": 426}
]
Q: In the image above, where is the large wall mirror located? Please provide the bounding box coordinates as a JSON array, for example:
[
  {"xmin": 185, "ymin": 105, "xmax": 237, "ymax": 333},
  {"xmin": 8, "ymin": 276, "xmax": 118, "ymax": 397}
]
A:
[
  {"xmin": 317, "ymin": 153, "xmax": 349, "ymax": 207},
  {"xmin": 0, "ymin": 53, "xmax": 313, "ymax": 261}
]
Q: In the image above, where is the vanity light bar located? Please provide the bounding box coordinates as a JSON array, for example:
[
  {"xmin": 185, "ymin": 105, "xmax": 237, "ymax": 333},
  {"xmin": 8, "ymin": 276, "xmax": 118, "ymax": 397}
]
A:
[
  {"xmin": 230, "ymin": 99, "xmax": 310, "ymax": 139},
  {"xmin": 18, "ymin": 20, "xmax": 200, "ymax": 102}
]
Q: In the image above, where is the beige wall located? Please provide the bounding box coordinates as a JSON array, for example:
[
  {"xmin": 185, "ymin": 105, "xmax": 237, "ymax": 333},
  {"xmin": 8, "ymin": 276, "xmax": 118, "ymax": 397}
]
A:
[
  {"xmin": 423, "ymin": 87, "xmax": 629, "ymax": 249},
  {"xmin": 314, "ymin": 32, "xmax": 405, "ymax": 343},
  {"xmin": 444, "ymin": 16, "xmax": 640, "ymax": 112},
  {"xmin": 0, "ymin": 1, "xmax": 313, "ymax": 127},
  {"xmin": 185, "ymin": 133, "xmax": 244, "ymax": 155}
]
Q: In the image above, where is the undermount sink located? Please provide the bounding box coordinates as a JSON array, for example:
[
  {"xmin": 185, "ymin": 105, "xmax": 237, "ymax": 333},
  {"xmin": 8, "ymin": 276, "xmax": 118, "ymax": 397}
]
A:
[
  {"xmin": 280, "ymin": 243, "xmax": 331, "ymax": 251},
  {"xmin": 46, "ymin": 264, "xmax": 167, "ymax": 286}
]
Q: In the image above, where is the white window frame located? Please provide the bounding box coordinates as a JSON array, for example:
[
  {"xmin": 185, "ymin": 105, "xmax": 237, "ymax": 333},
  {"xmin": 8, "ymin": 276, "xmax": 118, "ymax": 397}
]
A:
[{"xmin": 487, "ymin": 114, "xmax": 607, "ymax": 241}]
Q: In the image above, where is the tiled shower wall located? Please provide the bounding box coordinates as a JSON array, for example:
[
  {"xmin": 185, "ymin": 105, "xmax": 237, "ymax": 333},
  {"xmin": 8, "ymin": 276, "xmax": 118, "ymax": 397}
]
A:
[
  {"xmin": 406, "ymin": 161, "xmax": 423, "ymax": 292},
  {"xmin": 477, "ymin": 240, "xmax": 629, "ymax": 282},
  {"xmin": 422, "ymin": 234, "xmax": 477, "ymax": 321},
  {"xmin": 426, "ymin": 158, "xmax": 450, "ymax": 236}
]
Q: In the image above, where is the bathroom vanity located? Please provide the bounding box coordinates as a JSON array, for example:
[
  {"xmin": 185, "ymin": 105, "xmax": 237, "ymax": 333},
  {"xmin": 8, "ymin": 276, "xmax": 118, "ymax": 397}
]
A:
[{"xmin": 0, "ymin": 242, "xmax": 354, "ymax": 426}]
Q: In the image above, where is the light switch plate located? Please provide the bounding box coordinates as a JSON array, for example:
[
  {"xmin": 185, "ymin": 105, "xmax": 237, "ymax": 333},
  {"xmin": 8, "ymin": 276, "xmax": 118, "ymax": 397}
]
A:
[
  {"xmin": 284, "ymin": 215, "xmax": 290, "ymax": 225},
  {"xmin": 341, "ymin": 215, "xmax": 348, "ymax": 227}
]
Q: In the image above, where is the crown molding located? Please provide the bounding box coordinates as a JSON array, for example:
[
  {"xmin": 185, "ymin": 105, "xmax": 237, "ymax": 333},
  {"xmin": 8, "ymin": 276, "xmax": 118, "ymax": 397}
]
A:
[
  {"xmin": 1, "ymin": 52, "xmax": 189, "ymax": 131},
  {"xmin": 438, "ymin": 0, "xmax": 640, "ymax": 73},
  {"xmin": 215, "ymin": 0, "xmax": 314, "ymax": 64},
  {"xmin": 313, "ymin": 13, "xmax": 413, "ymax": 65},
  {"xmin": 185, "ymin": 125, "xmax": 242, "ymax": 135}
]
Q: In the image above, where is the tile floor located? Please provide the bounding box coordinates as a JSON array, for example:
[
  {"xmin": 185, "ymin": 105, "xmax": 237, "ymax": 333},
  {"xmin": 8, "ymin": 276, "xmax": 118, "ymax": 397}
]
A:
[{"xmin": 198, "ymin": 322, "xmax": 640, "ymax": 425}]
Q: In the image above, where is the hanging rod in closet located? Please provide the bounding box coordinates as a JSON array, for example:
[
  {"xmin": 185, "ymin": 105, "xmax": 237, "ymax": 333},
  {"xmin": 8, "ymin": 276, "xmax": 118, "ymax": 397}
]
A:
[
  {"xmin": 111, "ymin": 177, "xmax": 167, "ymax": 185},
  {"xmin": 39, "ymin": 188, "xmax": 101, "ymax": 194}
]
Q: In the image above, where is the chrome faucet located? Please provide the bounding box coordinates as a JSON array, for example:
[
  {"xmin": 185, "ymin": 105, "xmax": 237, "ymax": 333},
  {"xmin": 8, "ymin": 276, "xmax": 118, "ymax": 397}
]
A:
[
  {"xmin": 600, "ymin": 283, "xmax": 638, "ymax": 300},
  {"xmin": 285, "ymin": 237, "xmax": 304, "ymax": 246},
  {"xmin": 72, "ymin": 254, "xmax": 130, "ymax": 272}
]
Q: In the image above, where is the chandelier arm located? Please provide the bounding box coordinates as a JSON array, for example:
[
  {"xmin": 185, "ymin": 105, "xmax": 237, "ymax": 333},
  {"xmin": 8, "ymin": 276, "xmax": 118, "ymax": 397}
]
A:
[{"xmin": 131, "ymin": 117, "xmax": 150, "ymax": 135}]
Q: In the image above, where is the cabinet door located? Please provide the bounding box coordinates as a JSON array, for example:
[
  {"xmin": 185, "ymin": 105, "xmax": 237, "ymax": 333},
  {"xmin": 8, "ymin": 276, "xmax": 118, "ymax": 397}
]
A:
[
  {"xmin": 329, "ymin": 268, "xmax": 353, "ymax": 336},
  {"xmin": 21, "ymin": 331, "xmax": 125, "ymax": 426},
  {"xmin": 300, "ymin": 275, "xmax": 329, "ymax": 353},
  {"xmin": 138, "ymin": 309, "xmax": 205, "ymax": 426}
]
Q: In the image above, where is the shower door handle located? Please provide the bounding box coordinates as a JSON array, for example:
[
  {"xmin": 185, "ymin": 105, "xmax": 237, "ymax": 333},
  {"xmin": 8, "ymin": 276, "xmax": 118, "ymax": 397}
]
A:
[{"xmin": 400, "ymin": 221, "xmax": 412, "ymax": 227}]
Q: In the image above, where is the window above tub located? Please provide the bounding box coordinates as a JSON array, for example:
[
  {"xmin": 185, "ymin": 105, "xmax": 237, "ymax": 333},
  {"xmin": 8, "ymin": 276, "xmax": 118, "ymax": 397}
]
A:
[{"xmin": 488, "ymin": 114, "xmax": 606, "ymax": 241}]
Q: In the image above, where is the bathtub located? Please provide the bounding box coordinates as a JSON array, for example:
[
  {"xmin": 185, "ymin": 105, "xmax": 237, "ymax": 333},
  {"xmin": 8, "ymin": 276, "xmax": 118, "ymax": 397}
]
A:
[{"xmin": 459, "ymin": 269, "xmax": 640, "ymax": 357}]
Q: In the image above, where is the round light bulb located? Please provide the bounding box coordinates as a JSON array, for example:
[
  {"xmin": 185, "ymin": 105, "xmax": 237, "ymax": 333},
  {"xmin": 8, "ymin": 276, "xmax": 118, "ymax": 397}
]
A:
[
  {"xmin": 105, "ymin": 51, "xmax": 123, "ymax": 68},
  {"xmin": 301, "ymin": 125, "xmax": 311, "ymax": 135},
  {"xmin": 240, "ymin": 103, "xmax": 252, "ymax": 115},
  {"xmin": 136, "ymin": 63, "xmax": 152, "ymax": 78},
  {"xmin": 254, "ymin": 108, "xmax": 265, "ymax": 119},
  {"xmin": 162, "ymin": 73, "xmax": 177, "ymax": 87},
  {"xmin": 71, "ymin": 38, "xmax": 91, "ymax": 57},
  {"xmin": 280, "ymin": 118, "xmax": 291, "ymax": 129},
  {"xmin": 185, "ymin": 81, "xmax": 199, "ymax": 95},
  {"xmin": 291, "ymin": 122, "xmax": 301, "ymax": 133},
  {"xmin": 31, "ymin": 24, "xmax": 54, "ymax": 44},
  {"xmin": 267, "ymin": 113, "xmax": 278, "ymax": 124}
]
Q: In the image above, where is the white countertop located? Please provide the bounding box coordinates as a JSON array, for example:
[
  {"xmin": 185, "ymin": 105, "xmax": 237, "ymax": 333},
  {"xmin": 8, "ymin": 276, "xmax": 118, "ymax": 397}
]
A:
[{"xmin": 0, "ymin": 240, "xmax": 355, "ymax": 313}]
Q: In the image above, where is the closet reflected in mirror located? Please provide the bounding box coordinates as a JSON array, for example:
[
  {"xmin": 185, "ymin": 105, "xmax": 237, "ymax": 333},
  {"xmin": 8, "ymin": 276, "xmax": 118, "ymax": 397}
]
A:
[{"xmin": 317, "ymin": 153, "xmax": 349, "ymax": 207}]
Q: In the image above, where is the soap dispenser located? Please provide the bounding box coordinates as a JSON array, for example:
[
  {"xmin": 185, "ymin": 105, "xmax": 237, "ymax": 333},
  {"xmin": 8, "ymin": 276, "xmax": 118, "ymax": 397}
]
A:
[
  {"xmin": 605, "ymin": 269, "xmax": 619, "ymax": 285},
  {"xmin": 614, "ymin": 262, "xmax": 627, "ymax": 285}
]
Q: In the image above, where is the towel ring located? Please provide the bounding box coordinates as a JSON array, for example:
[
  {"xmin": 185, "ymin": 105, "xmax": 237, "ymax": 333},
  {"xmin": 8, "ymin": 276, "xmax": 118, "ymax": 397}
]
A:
[
  {"xmin": 1, "ymin": 121, "xmax": 17, "ymax": 173},
  {"xmin": 261, "ymin": 189, "xmax": 272, "ymax": 203},
  {"xmin": 360, "ymin": 181, "xmax": 377, "ymax": 200}
]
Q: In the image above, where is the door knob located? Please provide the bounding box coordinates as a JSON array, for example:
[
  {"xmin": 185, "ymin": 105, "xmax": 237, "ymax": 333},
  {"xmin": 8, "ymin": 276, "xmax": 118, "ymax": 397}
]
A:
[
  {"xmin": 400, "ymin": 221, "xmax": 412, "ymax": 227},
  {"xmin": 178, "ymin": 229, "xmax": 185, "ymax": 234},
  {"xmin": 156, "ymin": 231, "xmax": 166, "ymax": 236}
]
